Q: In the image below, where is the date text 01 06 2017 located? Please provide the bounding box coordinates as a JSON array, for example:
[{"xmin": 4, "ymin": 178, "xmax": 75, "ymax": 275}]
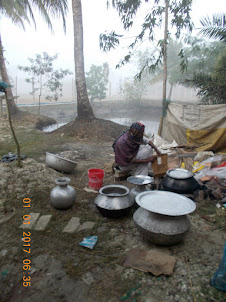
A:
[{"xmin": 22, "ymin": 198, "xmax": 31, "ymax": 287}]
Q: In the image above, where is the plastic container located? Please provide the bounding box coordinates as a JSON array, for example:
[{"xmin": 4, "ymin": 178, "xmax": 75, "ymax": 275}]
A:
[
  {"xmin": 88, "ymin": 169, "xmax": 104, "ymax": 190},
  {"xmin": 211, "ymin": 242, "xmax": 226, "ymax": 292}
]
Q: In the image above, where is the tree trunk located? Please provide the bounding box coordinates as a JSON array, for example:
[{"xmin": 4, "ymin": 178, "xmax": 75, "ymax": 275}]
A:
[
  {"xmin": 0, "ymin": 33, "xmax": 19, "ymax": 115},
  {"xmin": 38, "ymin": 94, "xmax": 41, "ymax": 115},
  {"xmin": 5, "ymin": 90, "xmax": 22, "ymax": 168},
  {"xmin": 168, "ymin": 83, "xmax": 173, "ymax": 100},
  {"xmin": 158, "ymin": 0, "xmax": 169, "ymax": 136},
  {"xmin": 72, "ymin": 0, "xmax": 95, "ymax": 119}
]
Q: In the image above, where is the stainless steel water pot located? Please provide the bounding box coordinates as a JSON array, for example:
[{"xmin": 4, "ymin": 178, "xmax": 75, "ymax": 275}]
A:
[
  {"xmin": 127, "ymin": 175, "xmax": 153, "ymax": 204},
  {"xmin": 94, "ymin": 185, "xmax": 134, "ymax": 218},
  {"xmin": 50, "ymin": 177, "xmax": 76, "ymax": 210}
]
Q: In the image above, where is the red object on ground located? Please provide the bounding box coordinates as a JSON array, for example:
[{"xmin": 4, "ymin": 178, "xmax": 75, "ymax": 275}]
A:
[
  {"xmin": 214, "ymin": 161, "xmax": 226, "ymax": 168},
  {"xmin": 88, "ymin": 169, "xmax": 104, "ymax": 190}
]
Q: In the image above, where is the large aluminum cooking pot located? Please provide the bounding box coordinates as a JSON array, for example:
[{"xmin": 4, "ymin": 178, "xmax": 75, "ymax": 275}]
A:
[
  {"xmin": 133, "ymin": 190, "xmax": 196, "ymax": 245},
  {"xmin": 46, "ymin": 152, "xmax": 77, "ymax": 173},
  {"xmin": 160, "ymin": 168, "xmax": 200, "ymax": 194},
  {"xmin": 133, "ymin": 207, "xmax": 191, "ymax": 246},
  {"xmin": 94, "ymin": 185, "xmax": 134, "ymax": 218}
]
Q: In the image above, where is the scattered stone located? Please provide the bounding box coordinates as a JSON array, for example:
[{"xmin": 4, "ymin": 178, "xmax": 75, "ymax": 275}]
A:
[
  {"xmin": 77, "ymin": 221, "xmax": 95, "ymax": 232},
  {"xmin": 0, "ymin": 206, "xmax": 16, "ymax": 224},
  {"xmin": 97, "ymin": 224, "xmax": 108, "ymax": 233},
  {"xmin": 30, "ymin": 268, "xmax": 38, "ymax": 274},
  {"xmin": 193, "ymin": 190, "xmax": 205, "ymax": 202},
  {"xmin": 81, "ymin": 272, "xmax": 95, "ymax": 285},
  {"xmin": 34, "ymin": 215, "xmax": 52, "ymax": 231},
  {"xmin": 211, "ymin": 188, "xmax": 223, "ymax": 200},
  {"xmin": 62, "ymin": 217, "xmax": 80, "ymax": 233},
  {"xmin": 19, "ymin": 212, "xmax": 40, "ymax": 229},
  {"xmin": 11, "ymin": 247, "xmax": 19, "ymax": 255},
  {"xmin": 0, "ymin": 250, "xmax": 8, "ymax": 257},
  {"xmin": 83, "ymin": 187, "xmax": 99, "ymax": 193}
]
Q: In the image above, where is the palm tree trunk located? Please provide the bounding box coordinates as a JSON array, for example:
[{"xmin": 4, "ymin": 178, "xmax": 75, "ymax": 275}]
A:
[
  {"xmin": 0, "ymin": 33, "xmax": 19, "ymax": 115},
  {"xmin": 158, "ymin": 0, "xmax": 169, "ymax": 136},
  {"xmin": 72, "ymin": 0, "xmax": 95, "ymax": 119}
]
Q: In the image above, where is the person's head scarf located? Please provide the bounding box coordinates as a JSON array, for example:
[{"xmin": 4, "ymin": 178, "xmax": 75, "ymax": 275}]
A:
[
  {"xmin": 130, "ymin": 122, "xmax": 145, "ymax": 131},
  {"xmin": 129, "ymin": 122, "xmax": 145, "ymax": 141}
]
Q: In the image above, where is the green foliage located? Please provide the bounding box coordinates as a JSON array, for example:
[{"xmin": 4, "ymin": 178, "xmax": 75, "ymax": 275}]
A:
[
  {"xmin": 85, "ymin": 63, "xmax": 109, "ymax": 101},
  {"xmin": 198, "ymin": 13, "xmax": 226, "ymax": 43},
  {"xmin": 100, "ymin": 0, "xmax": 193, "ymax": 74},
  {"xmin": 150, "ymin": 38, "xmax": 185, "ymax": 85},
  {"xmin": 132, "ymin": 40, "xmax": 186, "ymax": 100},
  {"xmin": 121, "ymin": 49, "xmax": 153, "ymax": 102},
  {"xmin": 0, "ymin": 0, "xmax": 68, "ymax": 32},
  {"xmin": 18, "ymin": 52, "xmax": 72, "ymax": 101},
  {"xmin": 0, "ymin": 0, "xmax": 30, "ymax": 30},
  {"xmin": 185, "ymin": 51, "xmax": 226, "ymax": 104},
  {"xmin": 181, "ymin": 13, "xmax": 226, "ymax": 104},
  {"xmin": 122, "ymin": 77, "xmax": 147, "ymax": 102},
  {"xmin": 99, "ymin": 31, "xmax": 123, "ymax": 52}
]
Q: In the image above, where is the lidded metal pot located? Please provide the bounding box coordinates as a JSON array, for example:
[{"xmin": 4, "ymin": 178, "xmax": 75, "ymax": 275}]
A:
[
  {"xmin": 94, "ymin": 185, "xmax": 134, "ymax": 218},
  {"xmin": 127, "ymin": 175, "xmax": 153, "ymax": 205},
  {"xmin": 50, "ymin": 177, "xmax": 76, "ymax": 210},
  {"xmin": 160, "ymin": 168, "xmax": 200, "ymax": 194},
  {"xmin": 133, "ymin": 190, "xmax": 196, "ymax": 246}
]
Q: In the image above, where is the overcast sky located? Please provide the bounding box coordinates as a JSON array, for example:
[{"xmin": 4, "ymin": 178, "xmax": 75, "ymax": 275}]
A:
[{"xmin": 0, "ymin": 0, "xmax": 225, "ymax": 99}]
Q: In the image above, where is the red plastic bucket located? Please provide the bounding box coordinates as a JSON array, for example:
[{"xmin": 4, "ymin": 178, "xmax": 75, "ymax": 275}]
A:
[{"xmin": 88, "ymin": 169, "xmax": 105, "ymax": 190}]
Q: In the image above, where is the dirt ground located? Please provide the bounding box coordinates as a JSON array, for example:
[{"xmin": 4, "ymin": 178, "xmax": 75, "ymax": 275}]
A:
[{"xmin": 0, "ymin": 107, "xmax": 226, "ymax": 302}]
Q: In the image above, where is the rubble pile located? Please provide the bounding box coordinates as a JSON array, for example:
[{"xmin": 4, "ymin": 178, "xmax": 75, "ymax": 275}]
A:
[{"xmin": 0, "ymin": 158, "xmax": 60, "ymax": 204}]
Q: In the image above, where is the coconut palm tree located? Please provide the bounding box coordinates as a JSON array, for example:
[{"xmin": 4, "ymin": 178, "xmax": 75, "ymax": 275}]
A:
[
  {"xmin": 0, "ymin": 0, "xmax": 68, "ymax": 115},
  {"xmin": 198, "ymin": 13, "xmax": 226, "ymax": 43},
  {"xmin": 188, "ymin": 13, "xmax": 226, "ymax": 104},
  {"xmin": 71, "ymin": 0, "xmax": 95, "ymax": 119}
]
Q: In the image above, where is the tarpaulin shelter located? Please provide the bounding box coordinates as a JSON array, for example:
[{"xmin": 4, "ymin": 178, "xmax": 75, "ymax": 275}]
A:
[{"xmin": 161, "ymin": 103, "xmax": 226, "ymax": 153}]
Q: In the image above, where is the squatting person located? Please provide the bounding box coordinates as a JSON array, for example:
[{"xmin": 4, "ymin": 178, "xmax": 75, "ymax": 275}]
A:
[{"xmin": 113, "ymin": 122, "xmax": 161, "ymax": 176}]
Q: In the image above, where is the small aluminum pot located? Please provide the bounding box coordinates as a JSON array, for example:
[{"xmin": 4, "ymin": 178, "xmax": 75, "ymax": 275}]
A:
[
  {"xmin": 94, "ymin": 185, "xmax": 134, "ymax": 219},
  {"xmin": 160, "ymin": 168, "xmax": 200, "ymax": 194}
]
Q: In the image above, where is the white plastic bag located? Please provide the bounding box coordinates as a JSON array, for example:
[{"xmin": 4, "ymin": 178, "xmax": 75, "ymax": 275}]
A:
[{"xmin": 195, "ymin": 166, "xmax": 226, "ymax": 180}]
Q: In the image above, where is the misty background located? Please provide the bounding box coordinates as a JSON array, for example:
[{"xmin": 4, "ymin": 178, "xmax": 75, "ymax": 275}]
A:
[{"xmin": 1, "ymin": 0, "xmax": 225, "ymax": 105}]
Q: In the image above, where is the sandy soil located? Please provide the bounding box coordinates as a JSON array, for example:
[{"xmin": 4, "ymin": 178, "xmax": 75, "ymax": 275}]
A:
[{"xmin": 0, "ymin": 108, "xmax": 225, "ymax": 302}]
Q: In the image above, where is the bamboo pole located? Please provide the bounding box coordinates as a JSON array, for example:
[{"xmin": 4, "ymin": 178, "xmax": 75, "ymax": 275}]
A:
[
  {"xmin": 158, "ymin": 0, "xmax": 169, "ymax": 136},
  {"xmin": 5, "ymin": 90, "xmax": 22, "ymax": 168}
]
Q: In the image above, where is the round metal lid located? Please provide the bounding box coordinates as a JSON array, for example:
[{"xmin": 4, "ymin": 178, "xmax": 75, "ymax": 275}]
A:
[
  {"xmin": 127, "ymin": 175, "xmax": 154, "ymax": 185},
  {"xmin": 135, "ymin": 190, "xmax": 196, "ymax": 216},
  {"xmin": 166, "ymin": 168, "xmax": 193, "ymax": 179}
]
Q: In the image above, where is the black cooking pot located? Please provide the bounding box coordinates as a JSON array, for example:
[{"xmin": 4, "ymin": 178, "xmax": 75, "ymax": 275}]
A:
[{"xmin": 160, "ymin": 168, "xmax": 200, "ymax": 194}]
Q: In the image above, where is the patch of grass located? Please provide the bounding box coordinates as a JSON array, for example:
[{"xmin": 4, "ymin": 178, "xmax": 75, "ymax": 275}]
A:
[
  {"xmin": 197, "ymin": 200, "xmax": 226, "ymax": 230},
  {"xmin": 195, "ymin": 278, "xmax": 226, "ymax": 302},
  {"xmin": 0, "ymin": 129, "xmax": 70, "ymax": 160}
]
